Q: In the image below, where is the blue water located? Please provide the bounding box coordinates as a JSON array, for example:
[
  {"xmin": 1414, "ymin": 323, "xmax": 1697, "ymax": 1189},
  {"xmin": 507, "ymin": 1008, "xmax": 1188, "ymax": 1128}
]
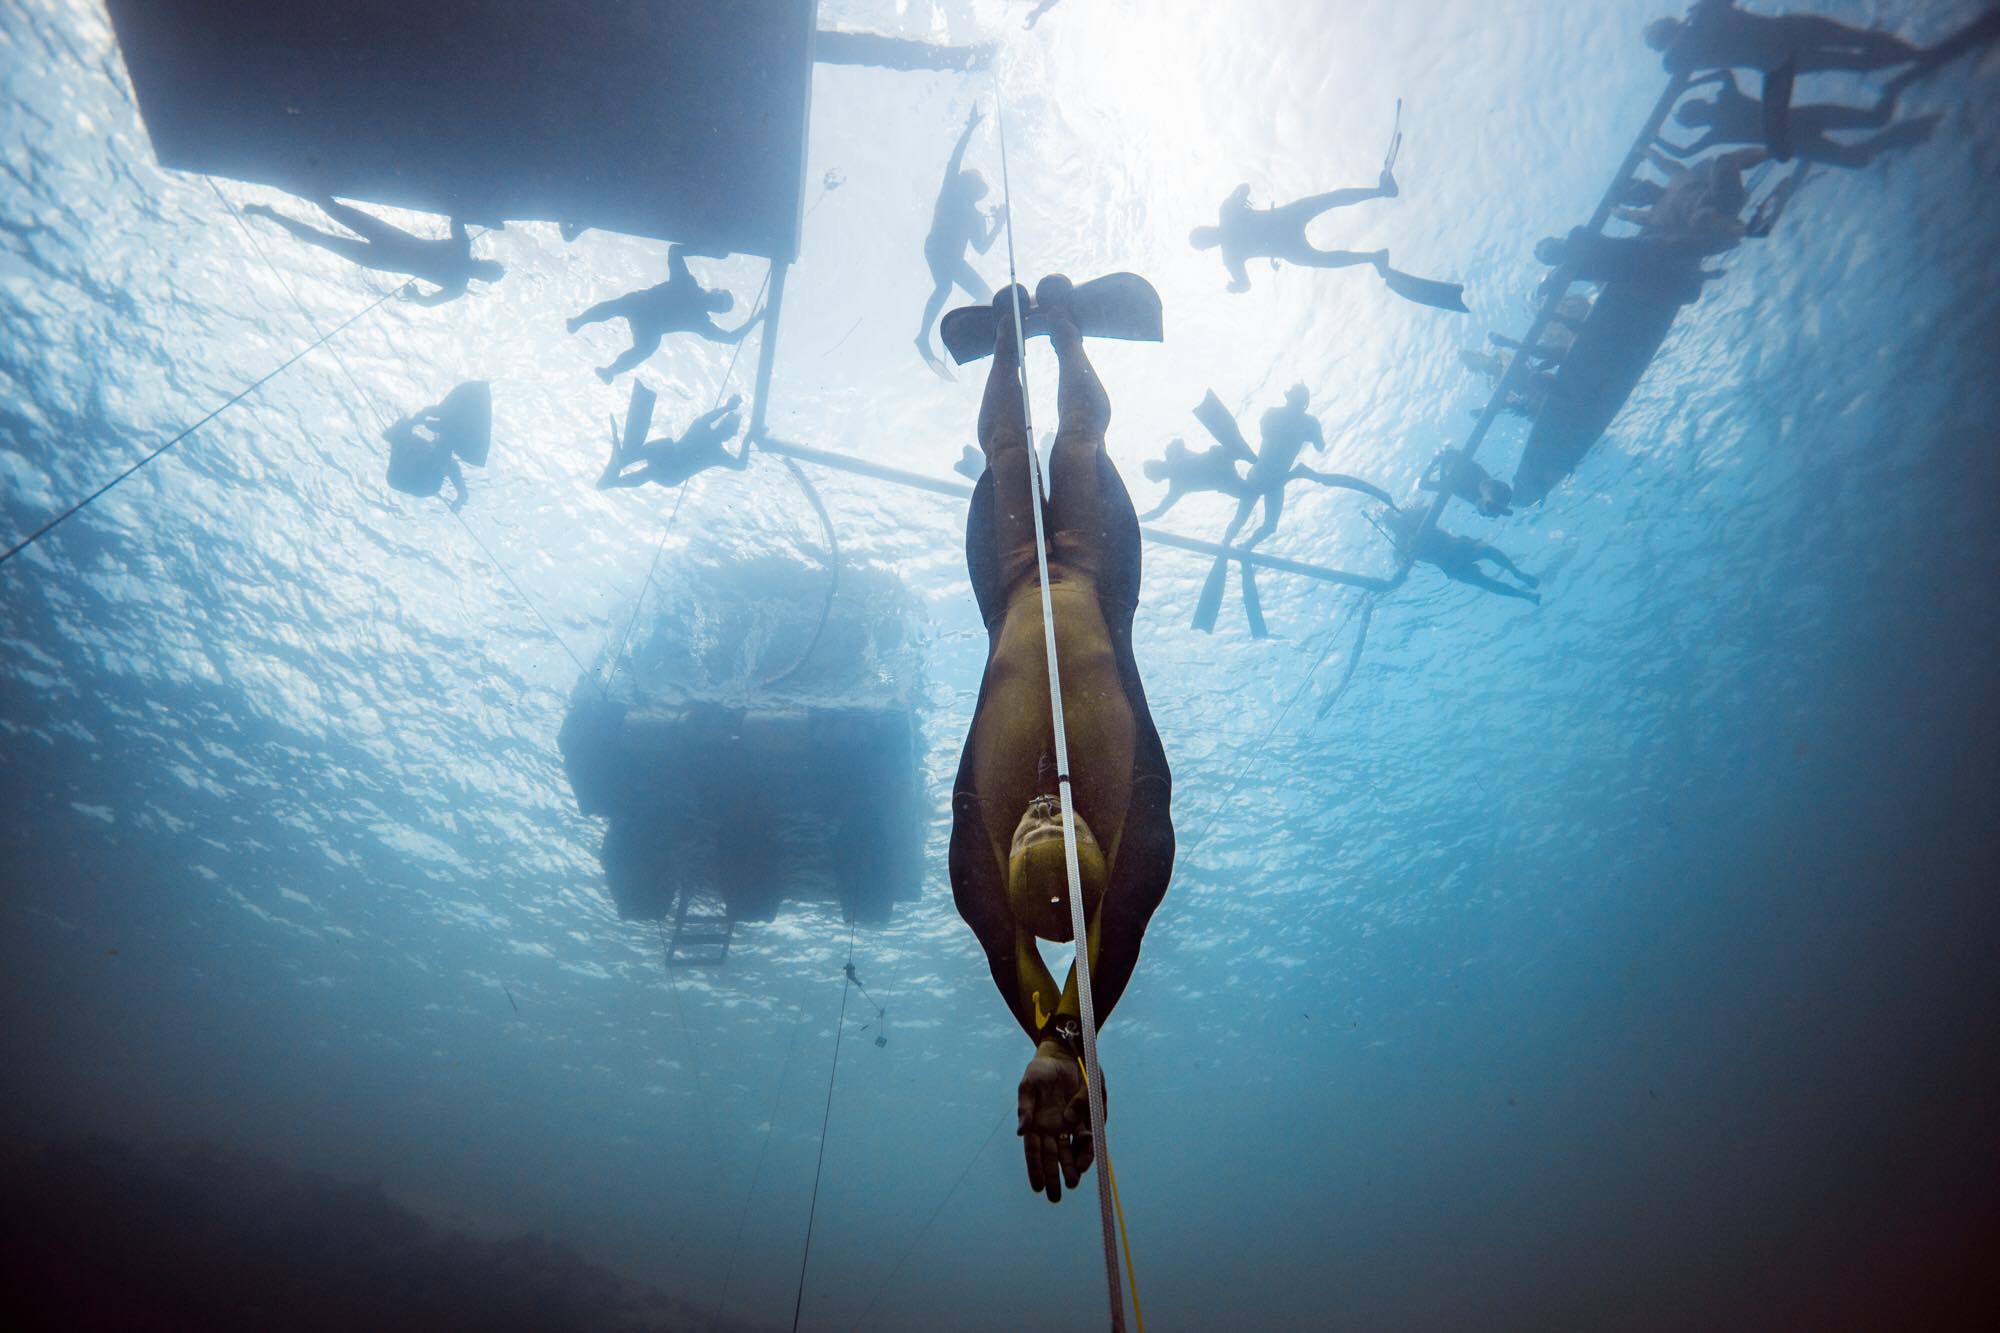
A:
[{"xmin": 3, "ymin": 0, "xmax": 1997, "ymax": 1328}]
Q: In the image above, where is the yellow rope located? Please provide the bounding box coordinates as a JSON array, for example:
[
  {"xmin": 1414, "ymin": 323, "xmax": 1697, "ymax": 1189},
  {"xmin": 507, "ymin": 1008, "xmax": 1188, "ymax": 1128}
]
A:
[{"xmin": 1082, "ymin": 1061, "xmax": 1145, "ymax": 1332}]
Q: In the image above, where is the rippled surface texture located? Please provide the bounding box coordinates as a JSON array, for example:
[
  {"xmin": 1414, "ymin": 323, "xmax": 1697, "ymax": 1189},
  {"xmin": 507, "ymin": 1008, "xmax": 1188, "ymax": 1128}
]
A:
[{"xmin": 4, "ymin": 1, "xmax": 1997, "ymax": 1328}]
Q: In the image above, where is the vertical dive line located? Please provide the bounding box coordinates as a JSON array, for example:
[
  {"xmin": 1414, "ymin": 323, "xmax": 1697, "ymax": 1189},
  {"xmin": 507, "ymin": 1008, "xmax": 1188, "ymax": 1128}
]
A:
[
  {"xmin": 993, "ymin": 89, "xmax": 1128, "ymax": 1333},
  {"xmin": 719, "ymin": 978, "xmax": 811, "ymax": 1322},
  {"xmin": 792, "ymin": 921, "xmax": 857, "ymax": 1333}
]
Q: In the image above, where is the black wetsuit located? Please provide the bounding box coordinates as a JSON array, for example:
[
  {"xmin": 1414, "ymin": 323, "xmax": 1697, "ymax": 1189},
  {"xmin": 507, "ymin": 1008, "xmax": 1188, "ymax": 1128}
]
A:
[{"xmin": 950, "ymin": 405, "xmax": 1174, "ymax": 1045}]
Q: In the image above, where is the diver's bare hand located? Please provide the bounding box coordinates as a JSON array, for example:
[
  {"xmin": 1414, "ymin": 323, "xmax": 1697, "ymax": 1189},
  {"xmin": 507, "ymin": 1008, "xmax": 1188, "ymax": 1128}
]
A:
[{"xmin": 1018, "ymin": 1041, "xmax": 1088, "ymax": 1203}]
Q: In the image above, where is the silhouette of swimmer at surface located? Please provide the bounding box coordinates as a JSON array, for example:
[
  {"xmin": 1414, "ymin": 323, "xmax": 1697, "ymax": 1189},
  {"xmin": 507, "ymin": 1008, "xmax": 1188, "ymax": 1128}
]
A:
[
  {"xmin": 243, "ymin": 197, "xmax": 503, "ymax": 304},
  {"xmin": 916, "ymin": 106, "xmax": 1006, "ymax": 376},
  {"xmin": 1422, "ymin": 447, "xmax": 1513, "ymax": 517},
  {"xmin": 1644, "ymin": 1, "xmax": 1923, "ymax": 76},
  {"xmin": 596, "ymin": 386, "xmax": 747, "ymax": 490},
  {"xmin": 1212, "ymin": 385, "xmax": 1393, "ymax": 547},
  {"xmin": 950, "ymin": 274, "xmax": 1174, "ymax": 1204},
  {"xmin": 566, "ymin": 244, "xmax": 761, "ymax": 382},
  {"xmin": 384, "ymin": 381, "xmax": 491, "ymax": 511},
  {"xmin": 1137, "ymin": 437, "xmax": 1251, "ymax": 521},
  {"xmin": 1380, "ymin": 507, "xmax": 1540, "ymax": 604},
  {"xmin": 1662, "ymin": 72, "xmax": 1939, "ymax": 169}
]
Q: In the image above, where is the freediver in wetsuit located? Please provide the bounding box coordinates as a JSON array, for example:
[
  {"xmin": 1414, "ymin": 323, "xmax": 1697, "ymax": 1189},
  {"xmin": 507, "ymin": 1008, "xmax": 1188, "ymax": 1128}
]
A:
[
  {"xmin": 949, "ymin": 275, "xmax": 1174, "ymax": 1205},
  {"xmin": 916, "ymin": 106, "xmax": 1007, "ymax": 376},
  {"xmin": 244, "ymin": 197, "xmax": 504, "ymax": 304},
  {"xmin": 596, "ymin": 391, "xmax": 747, "ymax": 491},
  {"xmin": 566, "ymin": 244, "xmax": 761, "ymax": 383}
]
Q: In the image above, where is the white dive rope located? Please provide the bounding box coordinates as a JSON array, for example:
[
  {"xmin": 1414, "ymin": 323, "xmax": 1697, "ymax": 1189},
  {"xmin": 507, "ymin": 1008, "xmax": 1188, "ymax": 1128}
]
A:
[{"xmin": 992, "ymin": 93, "xmax": 1128, "ymax": 1333}]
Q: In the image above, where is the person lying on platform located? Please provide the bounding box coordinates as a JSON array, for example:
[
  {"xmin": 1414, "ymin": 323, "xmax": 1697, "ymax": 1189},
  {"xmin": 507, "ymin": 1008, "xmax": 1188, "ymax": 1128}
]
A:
[
  {"xmin": 1644, "ymin": 1, "xmax": 1924, "ymax": 76},
  {"xmin": 566, "ymin": 244, "xmax": 761, "ymax": 383},
  {"xmin": 244, "ymin": 197, "xmax": 503, "ymax": 304},
  {"xmin": 1208, "ymin": 384, "xmax": 1397, "ymax": 545},
  {"xmin": 1382, "ymin": 507, "xmax": 1540, "ymax": 605},
  {"xmin": 596, "ymin": 388, "xmax": 747, "ymax": 491},
  {"xmin": 1663, "ymin": 71, "xmax": 1939, "ymax": 170},
  {"xmin": 1460, "ymin": 348, "xmax": 1559, "ymax": 420},
  {"xmin": 1535, "ymin": 147, "xmax": 1803, "ymax": 302},
  {"xmin": 384, "ymin": 381, "xmax": 492, "ymax": 511},
  {"xmin": 916, "ymin": 106, "xmax": 1007, "ymax": 377},
  {"xmin": 1421, "ymin": 447, "xmax": 1513, "ymax": 518},
  {"xmin": 1486, "ymin": 292, "xmax": 1592, "ymax": 365},
  {"xmin": 950, "ymin": 275, "xmax": 1174, "ymax": 1205}
]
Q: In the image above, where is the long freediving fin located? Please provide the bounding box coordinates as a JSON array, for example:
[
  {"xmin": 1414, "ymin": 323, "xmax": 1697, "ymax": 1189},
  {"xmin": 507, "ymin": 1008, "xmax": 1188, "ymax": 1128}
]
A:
[
  {"xmin": 1191, "ymin": 552, "xmax": 1229, "ymax": 633},
  {"xmin": 1375, "ymin": 259, "xmax": 1469, "ymax": 313},
  {"xmin": 1241, "ymin": 564, "xmax": 1268, "ymax": 639},
  {"xmin": 622, "ymin": 381, "xmax": 658, "ymax": 457},
  {"xmin": 1761, "ymin": 54, "xmax": 1797, "ymax": 161},
  {"xmin": 1191, "ymin": 388, "xmax": 1256, "ymax": 465},
  {"xmin": 938, "ymin": 272, "xmax": 1164, "ymax": 364}
]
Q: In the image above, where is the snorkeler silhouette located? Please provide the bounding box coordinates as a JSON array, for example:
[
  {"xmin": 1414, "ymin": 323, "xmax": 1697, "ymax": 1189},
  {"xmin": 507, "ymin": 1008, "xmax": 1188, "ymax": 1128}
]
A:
[
  {"xmin": 1186, "ymin": 385, "xmax": 1394, "ymax": 635},
  {"xmin": 1189, "ymin": 109, "xmax": 1467, "ymax": 312},
  {"xmin": 949, "ymin": 274, "xmax": 1174, "ymax": 1205},
  {"xmin": 1378, "ymin": 507, "xmax": 1540, "ymax": 605},
  {"xmin": 384, "ymin": 381, "xmax": 492, "ymax": 511},
  {"xmin": 596, "ymin": 384, "xmax": 747, "ymax": 491},
  {"xmin": 1662, "ymin": 71, "xmax": 1939, "ymax": 170},
  {"xmin": 1421, "ymin": 447, "xmax": 1514, "ymax": 518},
  {"xmin": 566, "ymin": 243, "xmax": 761, "ymax": 383},
  {"xmin": 1643, "ymin": 2, "xmax": 1925, "ymax": 77},
  {"xmin": 242, "ymin": 197, "xmax": 503, "ymax": 304},
  {"xmin": 915, "ymin": 106, "xmax": 1006, "ymax": 378}
]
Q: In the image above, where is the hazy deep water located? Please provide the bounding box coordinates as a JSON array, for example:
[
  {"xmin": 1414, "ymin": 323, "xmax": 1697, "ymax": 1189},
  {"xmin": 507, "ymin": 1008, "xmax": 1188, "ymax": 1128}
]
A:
[{"xmin": 3, "ymin": 1, "xmax": 1997, "ymax": 1329}]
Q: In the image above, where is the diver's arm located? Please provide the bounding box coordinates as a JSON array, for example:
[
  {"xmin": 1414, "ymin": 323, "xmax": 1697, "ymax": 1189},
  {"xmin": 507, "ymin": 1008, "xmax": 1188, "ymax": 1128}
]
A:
[
  {"xmin": 1050, "ymin": 775, "xmax": 1173, "ymax": 1034},
  {"xmin": 1137, "ymin": 485, "xmax": 1184, "ymax": 522},
  {"xmin": 973, "ymin": 205, "xmax": 1005, "ymax": 255},
  {"xmin": 1653, "ymin": 131, "xmax": 1715, "ymax": 159},
  {"xmin": 938, "ymin": 106, "xmax": 982, "ymax": 205},
  {"xmin": 950, "ymin": 794, "xmax": 1052, "ymax": 1042},
  {"xmin": 405, "ymin": 280, "xmax": 464, "ymax": 307}
]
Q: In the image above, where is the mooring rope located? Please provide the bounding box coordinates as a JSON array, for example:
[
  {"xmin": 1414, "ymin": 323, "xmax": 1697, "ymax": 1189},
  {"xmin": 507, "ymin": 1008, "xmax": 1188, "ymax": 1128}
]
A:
[
  {"xmin": 992, "ymin": 89, "xmax": 1129, "ymax": 1333},
  {"xmin": 792, "ymin": 920, "xmax": 858, "ymax": 1333}
]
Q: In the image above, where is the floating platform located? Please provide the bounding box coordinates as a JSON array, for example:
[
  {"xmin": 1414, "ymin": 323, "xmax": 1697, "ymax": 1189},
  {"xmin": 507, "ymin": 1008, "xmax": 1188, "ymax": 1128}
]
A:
[
  {"xmin": 558, "ymin": 555, "xmax": 925, "ymax": 950},
  {"xmin": 1511, "ymin": 278, "xmax": 1690, "ymax": 507},
  {"xmin": 106, "ymin": 0, "xmax": 817, "ymax": 259}
]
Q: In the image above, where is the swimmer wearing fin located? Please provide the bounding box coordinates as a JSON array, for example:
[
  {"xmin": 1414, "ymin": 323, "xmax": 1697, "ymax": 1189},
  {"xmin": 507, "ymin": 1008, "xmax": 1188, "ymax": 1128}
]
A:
[
  {"xmin": 950, "ymin": 275, "xmax": 1174, "ymax": 1204},
  {"xmin": 383, "ymin": 382, "xmax": 492, "ymax": 510},
  {"xmin": 597, "ymin": 388, "xmax": 747, "ymax": 490},
  {"xmin": 567, "ymin": 244, "xmax": 761, "ymax": 382},
  {"xmin": 915, "ymin": 106, "xmax": 1006, "ymax": 378},
  {"xmin": 243, "ymin": 197, "xmax": 503, "ymax": 304}
]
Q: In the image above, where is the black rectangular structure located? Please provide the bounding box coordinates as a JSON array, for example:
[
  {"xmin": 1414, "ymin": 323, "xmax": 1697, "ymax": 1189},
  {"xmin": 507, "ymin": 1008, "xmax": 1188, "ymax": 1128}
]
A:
[{"xmin": 107, "ymin": 0, "xmax": 817, "ymax": 260}]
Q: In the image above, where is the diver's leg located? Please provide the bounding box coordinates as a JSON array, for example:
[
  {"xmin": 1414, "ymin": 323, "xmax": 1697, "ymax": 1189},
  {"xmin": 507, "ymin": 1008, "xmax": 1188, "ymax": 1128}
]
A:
[
  {"xmin": 915, "ymin": 277, "xmax": 953, "ymax": 356},
  {"xmin": 1043, "ymin": 289, "xmax": 1113, "ymax": 541},
  {"xmin": 1783, "ymin": 17, "xmax": 1920, "ymax": 66},
  {"xmin": 950, "ymin": 256, "xmax": 995, "ymax": 303},
  {"xmin": 1243, "ymin": 484, "xmax": 1284, "ymax": 546},
  {"xmin": 1275, "ymin": 185, "xmax": 1392, "ymax": 228},
  {"xmin": 1284, "ymin": 242, "xmax": 1386, "ymax": 271},
  {"xmin": 569, "ymin": 293, "xmax": 640, "ymax": 332},
  {"xmin": 1831, "ymin": 115, "xmax": 1940, "ymax": 167},
  {"xmin": 978, "ymin": 288, "xmax": 1038, "ymax": 577},
  {"xmin": 1290, "ymin": 467, "xmax": 1397, "ymax": 508},
  {"xmin": 1472, "ymin": 541, "xmax": 1537, "ymax": 586},
  {"xmin": 599, "ymin": 328, "xmax": 662, "ymax": 381},
  {"xmin": 1218, "ymin": 492, "xmax": 1259, "ymax": 545},
  {"xmin": 253, "ymin": 212, "xmax": 379, "ymax": 268},
  {"xmin": 1444, "ymin": 563, "xmax": 1539, "ymax": 603},
  {"xmin": 315, "ymin": 197, "xmax": 401, "ymax": 245}
]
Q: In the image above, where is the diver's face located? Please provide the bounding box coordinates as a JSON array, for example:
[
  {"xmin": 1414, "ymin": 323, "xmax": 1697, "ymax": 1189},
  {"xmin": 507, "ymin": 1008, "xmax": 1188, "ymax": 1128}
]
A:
[
  {"xmin": 1008, "ymin": 796, "xmax": 1104, "ymax": 942},
  {"xmin": 1011, "ymin": 794, "xmax": 1067, "ymax": 858}
]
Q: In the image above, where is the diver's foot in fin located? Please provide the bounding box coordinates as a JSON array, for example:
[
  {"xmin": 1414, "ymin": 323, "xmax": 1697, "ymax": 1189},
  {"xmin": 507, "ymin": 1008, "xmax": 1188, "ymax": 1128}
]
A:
[
  {"xmin": 941, "ymin": 273, "xmax": 1162, "ymax": 364},
  {"xmin": 1378, "ymin": 168, "xmax": 1399, "ymax": 199},
  {"xmin": 916, "ymin": 336, "xmax": 956, "ymax": 380},
  {"xmin": 596, "ymin": 367, "xmax": 615, "ymax": 384}
]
